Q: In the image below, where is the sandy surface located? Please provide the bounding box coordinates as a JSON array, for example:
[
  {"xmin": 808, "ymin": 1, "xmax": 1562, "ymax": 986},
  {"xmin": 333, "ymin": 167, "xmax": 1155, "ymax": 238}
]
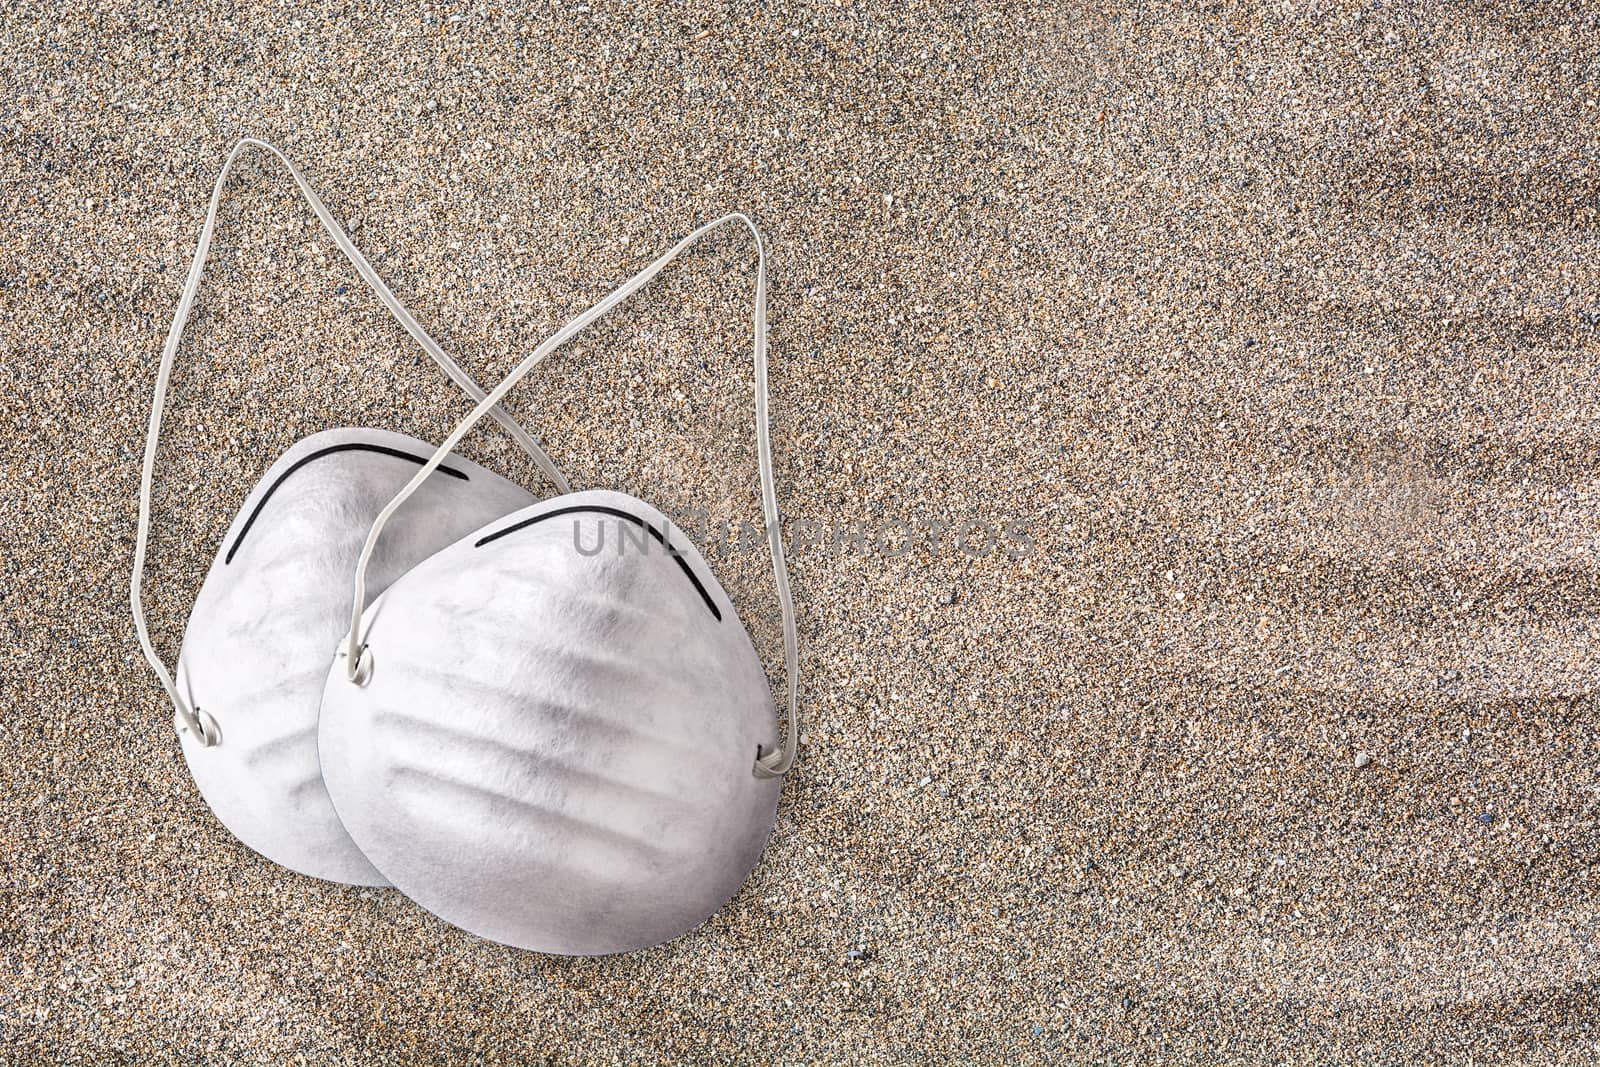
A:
[{"xmin": 3, "ymin": 2, "xmax": 1599, "ymax": 1063}]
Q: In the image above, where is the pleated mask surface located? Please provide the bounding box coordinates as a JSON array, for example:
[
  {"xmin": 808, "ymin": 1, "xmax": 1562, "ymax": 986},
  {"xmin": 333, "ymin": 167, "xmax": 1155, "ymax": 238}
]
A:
[
  {"xmin": 131, "ymin": 139, "xmax": 568, "ymax": 885},
  {"xmin": 319, "ymin": 215, "xmax": 801, "ymax": 951},
  {"xmin": 173, "ymin": 428, "xmax": 536, "ymax": 884}
]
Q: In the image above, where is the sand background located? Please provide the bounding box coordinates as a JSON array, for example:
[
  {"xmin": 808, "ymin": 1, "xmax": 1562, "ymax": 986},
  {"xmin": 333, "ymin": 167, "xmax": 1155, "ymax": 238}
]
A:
[{"xmin": 3, "ymin": 2, "xmax": 1599, "ymax": 1063}]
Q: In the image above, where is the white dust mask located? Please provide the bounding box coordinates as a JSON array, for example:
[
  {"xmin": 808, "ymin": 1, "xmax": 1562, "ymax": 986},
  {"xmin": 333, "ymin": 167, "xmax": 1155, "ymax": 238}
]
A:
[
  {"xmin": 130, "ymin": 139, "xmax": 568, "ymax": 885},
  {"xmin": 317, "ymin": 214, "xmax": 800, "ymax": 952}
]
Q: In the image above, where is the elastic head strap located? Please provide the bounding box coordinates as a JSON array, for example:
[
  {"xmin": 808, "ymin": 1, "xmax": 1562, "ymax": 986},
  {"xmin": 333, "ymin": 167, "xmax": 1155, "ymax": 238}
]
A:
[
  {"xmin": 131, "ymin": 137, "xmax": 571, "ymax": 746},
  {"xmin": 343, "ymin": 214, "xmax": 800, "ymax": 778}
]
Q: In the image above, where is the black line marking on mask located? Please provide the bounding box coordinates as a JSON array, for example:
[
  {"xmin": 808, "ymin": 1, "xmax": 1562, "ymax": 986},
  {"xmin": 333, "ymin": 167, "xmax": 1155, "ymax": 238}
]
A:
[
  {"xmin": 226, "ymin": 444, "xmax": 469, "ymax": 565},
  {"xmin": 475, "ymin": 504, "xmax": 722, "ymax": 622}
]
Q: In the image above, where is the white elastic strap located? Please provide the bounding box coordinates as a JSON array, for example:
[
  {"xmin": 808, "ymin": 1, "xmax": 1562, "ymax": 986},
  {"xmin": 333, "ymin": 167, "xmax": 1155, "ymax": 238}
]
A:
[
  {"xmin": 343, "ymin": 214, "xmax": 800, "ymax": 777},
  {"xmin": 131, "ymin": 137, "xmax": 570, "ymax": 746}
]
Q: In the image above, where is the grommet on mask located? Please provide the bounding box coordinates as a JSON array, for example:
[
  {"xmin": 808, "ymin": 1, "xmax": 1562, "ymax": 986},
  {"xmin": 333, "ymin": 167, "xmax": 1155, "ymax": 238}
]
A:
[
  {"xmin": 130, "ymin": 138, "xmax": 567, "ymax": 885},
  {"xmin": 318, "ymin": 213, "xmax": 802, "ymax": 953},
  {"xmin": 177, "ymin": 705, "xmax": 222, "ymax": 747},
  {"xmin": 347, "ymin": 645, "xmax": 374, "ymax": 687}
]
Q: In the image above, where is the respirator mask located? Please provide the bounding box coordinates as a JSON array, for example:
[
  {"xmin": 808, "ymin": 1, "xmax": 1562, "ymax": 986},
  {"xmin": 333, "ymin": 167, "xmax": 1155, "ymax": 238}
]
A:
[{"xmin": 132, "ymin": 139, "xmax": 799, "ymax": 953}]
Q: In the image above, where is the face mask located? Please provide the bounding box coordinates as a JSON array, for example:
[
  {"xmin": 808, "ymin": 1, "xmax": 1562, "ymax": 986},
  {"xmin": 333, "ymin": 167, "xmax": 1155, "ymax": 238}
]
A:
[
  {"xmin": 318, "ymin": 214, "xmax": 799, "ymax": 954},
  {"xmin": 130, "ymin": 139, "xmax": 569, "ymax": 885}
]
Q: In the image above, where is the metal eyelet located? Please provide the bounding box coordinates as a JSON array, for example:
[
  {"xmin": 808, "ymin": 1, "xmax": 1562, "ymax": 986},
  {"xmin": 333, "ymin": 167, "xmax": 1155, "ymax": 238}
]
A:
[
  {"xmin": 753, "ymin": 745, "xmax": 783, "ymax": 780},
  {"xmin": 176, "ymin": 705, "xmax": 222, "ymax": 747},
  {"xmin": 347, "ymin": 644, "xmax": 373, "ymax": 686}
]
